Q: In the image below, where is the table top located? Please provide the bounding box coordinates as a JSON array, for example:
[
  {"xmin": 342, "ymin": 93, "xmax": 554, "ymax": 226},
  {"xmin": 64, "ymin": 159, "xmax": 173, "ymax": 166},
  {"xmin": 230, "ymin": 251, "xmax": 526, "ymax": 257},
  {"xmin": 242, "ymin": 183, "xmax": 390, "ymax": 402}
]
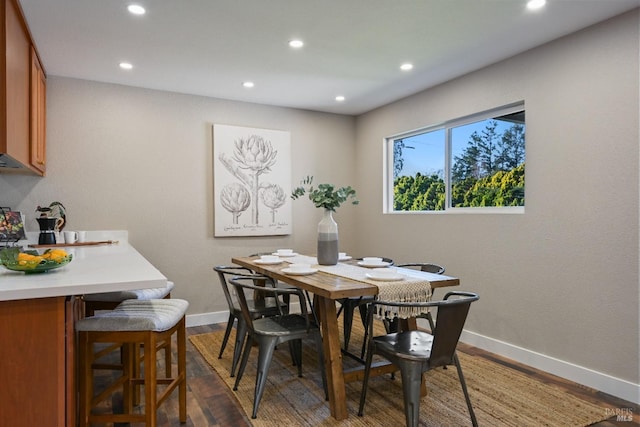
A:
[
  {"xmin": 231, "ymin": 256, "xmax": 459, "ymax": 300},
  {"xmin": 0, "ymin": 232, "xmax": 167, "ymax": 301}
]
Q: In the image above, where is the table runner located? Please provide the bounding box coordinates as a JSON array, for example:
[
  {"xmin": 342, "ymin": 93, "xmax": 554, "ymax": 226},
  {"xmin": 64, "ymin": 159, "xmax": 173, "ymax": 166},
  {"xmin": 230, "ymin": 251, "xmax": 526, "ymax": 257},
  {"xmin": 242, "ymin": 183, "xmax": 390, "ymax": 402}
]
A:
[{"xmin": 283, "ymin": 255, "xmax": 432, "ymax": 319}]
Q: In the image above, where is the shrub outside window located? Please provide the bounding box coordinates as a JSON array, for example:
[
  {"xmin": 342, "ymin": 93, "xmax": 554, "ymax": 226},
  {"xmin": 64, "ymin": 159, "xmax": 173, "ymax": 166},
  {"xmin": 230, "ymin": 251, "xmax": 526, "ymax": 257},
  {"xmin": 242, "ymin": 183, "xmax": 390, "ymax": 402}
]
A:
[{"xmin": 386, "ymin": 103, "xmax": 525, "ymax": 213}]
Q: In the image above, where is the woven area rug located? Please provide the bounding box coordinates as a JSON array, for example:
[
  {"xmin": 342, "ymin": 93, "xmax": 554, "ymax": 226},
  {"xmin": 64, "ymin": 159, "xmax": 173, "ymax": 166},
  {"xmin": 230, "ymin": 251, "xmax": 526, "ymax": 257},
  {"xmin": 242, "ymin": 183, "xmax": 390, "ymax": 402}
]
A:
[{"xmin": 190, "ymin": 323, "xmax": 610, "ymax": 426}]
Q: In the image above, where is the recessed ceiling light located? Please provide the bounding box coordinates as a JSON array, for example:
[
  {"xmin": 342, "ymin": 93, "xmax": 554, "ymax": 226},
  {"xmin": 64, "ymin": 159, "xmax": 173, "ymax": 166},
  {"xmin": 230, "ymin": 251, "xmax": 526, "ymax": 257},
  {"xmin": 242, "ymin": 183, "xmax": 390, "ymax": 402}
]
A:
[
  {"xmin": 243, "ymin": 81, "xmax": 255, "ymax": 88},
  {"xmin": 335, "ymin": 95, "xmax": 345, "ymax": 102},
  {"xmin": 526, "ymin": 0, "xmax": 546, "ymax": 10},
  {"xmin": 400, "ymin": 63, "xmax": 413, "ymax": 71},
  {"xmin": 119, "ymin": 62, "xmax": 133, "ymax": 70},
  {"xmin": 127, "ymin": 4, "xmax": 146, "ymax": 15},
  {"xmin": 289, "ymin": 40, "xmax": 304, "ymax": 48}
]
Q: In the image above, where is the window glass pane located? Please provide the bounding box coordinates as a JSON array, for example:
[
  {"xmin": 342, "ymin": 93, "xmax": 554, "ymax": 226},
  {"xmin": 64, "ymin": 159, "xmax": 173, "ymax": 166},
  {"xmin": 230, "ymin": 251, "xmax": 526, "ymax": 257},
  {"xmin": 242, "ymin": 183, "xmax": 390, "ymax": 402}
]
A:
[
  {"xmin": 451, "ymin": 113, "xmax": 525, "ymax": 207},
  {"xmin": 393, "ymin": 129, "xmax": 445, "ymax": 211}
]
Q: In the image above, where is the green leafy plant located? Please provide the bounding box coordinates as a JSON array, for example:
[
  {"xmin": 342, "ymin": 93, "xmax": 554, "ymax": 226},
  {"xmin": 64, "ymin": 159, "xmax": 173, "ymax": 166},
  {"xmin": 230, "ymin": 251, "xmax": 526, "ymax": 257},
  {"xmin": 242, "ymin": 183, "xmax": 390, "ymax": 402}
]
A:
[{"xmin": 291, "ymin": 176, "xmax": 358, "ymax": 212}]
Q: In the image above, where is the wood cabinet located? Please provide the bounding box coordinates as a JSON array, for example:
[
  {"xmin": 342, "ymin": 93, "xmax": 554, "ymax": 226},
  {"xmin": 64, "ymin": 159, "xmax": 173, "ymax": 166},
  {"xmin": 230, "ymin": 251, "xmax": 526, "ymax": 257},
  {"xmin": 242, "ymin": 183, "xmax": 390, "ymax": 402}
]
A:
[
  {"xmin": 0, "ymin": 0, "xmax": 46, "ymax": 176},
  {"xmin": 0, "ymin": 296, "xmax": 78, "ymax": 427},
  {"xmin": 30, "ymin": 46, "xmax": 46, "ymax": 174}
]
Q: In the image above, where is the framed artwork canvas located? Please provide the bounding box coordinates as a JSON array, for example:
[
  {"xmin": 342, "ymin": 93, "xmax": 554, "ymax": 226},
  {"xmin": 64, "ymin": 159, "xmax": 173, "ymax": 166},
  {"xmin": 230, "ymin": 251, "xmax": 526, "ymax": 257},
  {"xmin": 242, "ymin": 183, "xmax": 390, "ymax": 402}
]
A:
[
  {"xmin": 213, "ymin": 124, "xmax": 292, "ymax": 237},
  {"xmin": 0, "ymin": 209, "xmax": 26, "ymax": 243}
]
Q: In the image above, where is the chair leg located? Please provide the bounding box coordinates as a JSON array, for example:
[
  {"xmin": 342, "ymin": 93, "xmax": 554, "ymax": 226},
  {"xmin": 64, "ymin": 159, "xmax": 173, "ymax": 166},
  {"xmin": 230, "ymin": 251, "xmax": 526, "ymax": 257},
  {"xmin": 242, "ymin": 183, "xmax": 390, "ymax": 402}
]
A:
[
  {"xmin": 178, "ymin": 317, "xmax": 188, "ymax": 423},
  {"xmin": 290, "ymin": 339, "xmax": 303, "ymax": 377},
  {"xmin": 358, "ymin": 339, "xmax": 376, "ymax": 416},
  {"xmin": 233, "ymin": 333, "xmax": 253, "ymax": 391},
  {"xmin": 399, "ymin": 363, "xmax": 423, "ymax": 427},
  {"xmin": 454, "ymin": 353, "xmax": 478, "ymax": 427},
  {"xmin": 252, "ymin": 338, "xmax": 278, "ymax": 418},
  {"xmin": 144, "ymin": 333, "xmax": 157, "ymax": 426},
  {"xmin": 219, "ymin": 313, "xmax": 236, "ymax": 358},
  {"xmin": 231, "ymin": 318, "xmax": 247, "ymax": 377},
  {"xmin": 314, "ymin": 331, "xmax": 328, "ymax": 400},
  {"xmin": 342, "ymin": 302, "xmax": 355, "ymax": 351}
]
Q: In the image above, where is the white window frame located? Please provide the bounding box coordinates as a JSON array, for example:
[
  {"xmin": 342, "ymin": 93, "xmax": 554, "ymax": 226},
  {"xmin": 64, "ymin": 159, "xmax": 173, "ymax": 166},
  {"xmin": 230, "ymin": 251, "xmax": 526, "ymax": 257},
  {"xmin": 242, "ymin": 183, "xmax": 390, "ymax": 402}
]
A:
[{"xmin": 383, "ymin": 102, "xmax": 525, "ymax": 214}]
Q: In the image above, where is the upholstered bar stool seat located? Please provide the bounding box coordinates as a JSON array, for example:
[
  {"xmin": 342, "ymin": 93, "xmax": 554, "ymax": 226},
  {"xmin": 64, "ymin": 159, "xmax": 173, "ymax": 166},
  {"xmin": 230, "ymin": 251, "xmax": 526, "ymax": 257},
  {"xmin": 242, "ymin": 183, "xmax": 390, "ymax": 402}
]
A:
[
  {"xmin": 83, "ymin": 280, "xmax": 175, "ymax": 316},
  {"xmin": 76, "ymin": 298, "xmax": 188, "ymax": 426}
]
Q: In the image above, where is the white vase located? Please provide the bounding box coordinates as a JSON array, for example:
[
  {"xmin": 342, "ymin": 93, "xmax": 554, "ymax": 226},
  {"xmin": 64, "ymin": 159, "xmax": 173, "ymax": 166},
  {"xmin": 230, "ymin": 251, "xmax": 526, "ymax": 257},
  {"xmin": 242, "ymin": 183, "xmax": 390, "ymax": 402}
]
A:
[{"xmin": 317, "ymin": 209, "xmax": 338, "ymax": 265}]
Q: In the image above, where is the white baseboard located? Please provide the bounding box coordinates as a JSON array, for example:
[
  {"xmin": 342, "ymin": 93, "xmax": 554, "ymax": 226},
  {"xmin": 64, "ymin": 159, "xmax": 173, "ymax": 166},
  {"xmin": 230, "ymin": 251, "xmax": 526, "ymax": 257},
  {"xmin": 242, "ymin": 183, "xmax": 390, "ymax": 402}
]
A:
[{"xmin": 460, "ymin": 330, "xmax": 640, "ymax": 405}]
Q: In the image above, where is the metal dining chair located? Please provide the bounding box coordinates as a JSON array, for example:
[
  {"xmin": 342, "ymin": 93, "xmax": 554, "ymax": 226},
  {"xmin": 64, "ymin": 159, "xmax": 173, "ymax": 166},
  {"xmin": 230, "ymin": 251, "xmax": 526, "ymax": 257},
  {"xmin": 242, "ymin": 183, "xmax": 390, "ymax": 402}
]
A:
[
  {"xmin": 358, "ymin": 291, "xmax": 479, "ymax": 427},
  {"xmin": 213, "ymin": 265, "xmax": 288, "ymax": 377},
  {"xmin": 229, "ymin": 276, "xmax": 328, "ymax": 419},
  {"xmin": 337, "ymin": 256, "xmax": 394, "ymax": 353}
]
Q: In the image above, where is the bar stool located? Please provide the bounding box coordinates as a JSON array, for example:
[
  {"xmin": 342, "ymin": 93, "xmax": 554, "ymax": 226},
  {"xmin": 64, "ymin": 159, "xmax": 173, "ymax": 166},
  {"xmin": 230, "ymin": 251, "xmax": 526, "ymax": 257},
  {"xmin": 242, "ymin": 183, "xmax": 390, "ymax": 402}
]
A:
[
  {"xmin": 82, "ymin": 280, "xmax": 176, "ymax": 403},
  {"xmin": 76, "ymin": 298, "xmax": 188, "ymax": 426}
]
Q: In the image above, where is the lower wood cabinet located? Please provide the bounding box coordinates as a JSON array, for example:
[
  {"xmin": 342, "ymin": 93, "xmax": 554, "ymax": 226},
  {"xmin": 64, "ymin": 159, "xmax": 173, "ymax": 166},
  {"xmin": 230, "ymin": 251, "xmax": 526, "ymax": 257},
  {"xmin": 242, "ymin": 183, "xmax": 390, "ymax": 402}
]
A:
[{"xmin": 0, "ymin": 296, "xmax": 78, "ymax": 427}]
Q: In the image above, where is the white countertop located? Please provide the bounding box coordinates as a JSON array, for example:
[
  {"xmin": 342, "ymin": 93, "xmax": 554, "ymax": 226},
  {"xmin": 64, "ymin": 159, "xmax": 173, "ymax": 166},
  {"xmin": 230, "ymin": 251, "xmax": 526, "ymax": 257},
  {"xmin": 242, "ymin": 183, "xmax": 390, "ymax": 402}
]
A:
[{"xmin": 0, "ymin": 231, "xmax": 167, "ymax": 301}]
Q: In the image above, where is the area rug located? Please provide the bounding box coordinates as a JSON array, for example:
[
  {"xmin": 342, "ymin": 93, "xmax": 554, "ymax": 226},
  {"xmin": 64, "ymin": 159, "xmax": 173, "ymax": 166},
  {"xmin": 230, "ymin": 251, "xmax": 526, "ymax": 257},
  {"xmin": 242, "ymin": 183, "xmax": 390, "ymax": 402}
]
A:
[{"xmin": 190, "ymin": 324, "xmax": 610, "ymax": 426}]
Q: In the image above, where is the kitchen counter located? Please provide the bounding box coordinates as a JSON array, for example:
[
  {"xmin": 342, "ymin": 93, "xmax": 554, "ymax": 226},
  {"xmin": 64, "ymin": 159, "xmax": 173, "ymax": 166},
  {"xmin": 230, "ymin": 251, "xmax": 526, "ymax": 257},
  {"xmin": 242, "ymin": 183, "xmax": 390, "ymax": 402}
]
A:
[
  {"xmin": 0, "ymin": 230, "xmax": 169, "ymax": 426},
  {"xmin": 0, "ymin": 230, "xmax": 167, "ymax": 301}
]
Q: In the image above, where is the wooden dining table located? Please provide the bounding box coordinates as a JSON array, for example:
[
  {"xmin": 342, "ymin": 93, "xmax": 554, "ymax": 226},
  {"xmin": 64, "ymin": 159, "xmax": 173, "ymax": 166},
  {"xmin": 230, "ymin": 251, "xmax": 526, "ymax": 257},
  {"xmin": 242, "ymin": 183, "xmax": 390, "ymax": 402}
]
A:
[{"xmin": 231, "ymin": 255, "xmax": 459, "ymax": 421}]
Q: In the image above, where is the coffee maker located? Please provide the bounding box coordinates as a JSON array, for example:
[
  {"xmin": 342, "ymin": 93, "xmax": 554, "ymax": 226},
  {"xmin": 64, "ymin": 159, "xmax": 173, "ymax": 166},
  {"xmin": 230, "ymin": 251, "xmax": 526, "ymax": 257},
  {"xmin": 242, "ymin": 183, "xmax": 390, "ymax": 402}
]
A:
[{"xmin": 36, "ymin": 217, "xmax": 63, "ymax": 244}]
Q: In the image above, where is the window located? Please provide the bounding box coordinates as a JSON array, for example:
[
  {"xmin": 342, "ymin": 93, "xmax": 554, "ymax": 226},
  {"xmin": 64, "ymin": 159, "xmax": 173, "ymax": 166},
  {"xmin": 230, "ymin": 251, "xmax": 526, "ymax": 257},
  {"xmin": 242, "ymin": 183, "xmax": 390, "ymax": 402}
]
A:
[{"xmin": 385, "ymin": 103, "xmax": 525, "ymax": 213}]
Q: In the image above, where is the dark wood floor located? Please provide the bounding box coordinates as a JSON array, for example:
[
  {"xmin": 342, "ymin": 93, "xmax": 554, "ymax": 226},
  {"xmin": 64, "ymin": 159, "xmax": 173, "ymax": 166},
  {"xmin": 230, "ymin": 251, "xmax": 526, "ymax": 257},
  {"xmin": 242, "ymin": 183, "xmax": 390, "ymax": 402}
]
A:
[{"xmin": 91, "ymin": 323, "xmax": 638, "ymax": 426}]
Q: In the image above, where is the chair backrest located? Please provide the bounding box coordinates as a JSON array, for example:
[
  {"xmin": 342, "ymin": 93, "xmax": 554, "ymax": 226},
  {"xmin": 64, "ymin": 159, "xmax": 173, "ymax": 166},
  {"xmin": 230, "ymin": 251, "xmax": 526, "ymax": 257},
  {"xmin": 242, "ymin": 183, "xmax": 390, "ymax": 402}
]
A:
[
  {"xmin": 370, "ymin": 291, "xmax": 478, "ymax": 367},
  {"xmin": 228, "ymin": 276, "xmax": 308, "ymax": 334},
  {"xmin": 397, "ymin": 263, "xmax": 445, "ymax": 274},
  {"xmin": 213, "ymin": 265, "xmax": 267, "ymax": 311},
  {"xmin": 428, "ymin": 292, "xmax": 477, "ymax": 366}
]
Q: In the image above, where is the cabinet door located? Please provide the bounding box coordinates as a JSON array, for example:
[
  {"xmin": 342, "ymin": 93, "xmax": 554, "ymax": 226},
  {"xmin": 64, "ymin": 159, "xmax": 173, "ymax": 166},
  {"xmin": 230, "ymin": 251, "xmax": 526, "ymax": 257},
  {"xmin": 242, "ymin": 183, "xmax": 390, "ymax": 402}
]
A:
[
  {"xmin": 2, "ymin": 0, "xmax": 31, "ymax": 166},
  {"xmin": 30, "ymin": 46, "xmax": 46, "ymax": 175},
  {"xmin": 0, "ymin": 297, "xmax": 67, "ymax": 427}
]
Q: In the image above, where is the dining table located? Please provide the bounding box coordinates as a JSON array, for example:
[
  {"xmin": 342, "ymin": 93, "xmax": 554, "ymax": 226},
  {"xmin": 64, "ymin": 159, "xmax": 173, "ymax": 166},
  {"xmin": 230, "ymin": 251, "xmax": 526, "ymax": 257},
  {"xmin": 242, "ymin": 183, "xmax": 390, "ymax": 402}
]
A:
[{"xmin": 231, "ymin": 254, "xmax": 460, "ymax": 421}]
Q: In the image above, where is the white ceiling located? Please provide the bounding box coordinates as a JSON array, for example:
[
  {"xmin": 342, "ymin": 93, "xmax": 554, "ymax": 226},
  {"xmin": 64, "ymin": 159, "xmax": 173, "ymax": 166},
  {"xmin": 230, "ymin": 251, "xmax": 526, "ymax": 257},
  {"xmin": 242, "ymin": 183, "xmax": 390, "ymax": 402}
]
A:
[{"xmin": 19, "ymin": 0, "xmax": 639, "ymax": 116}]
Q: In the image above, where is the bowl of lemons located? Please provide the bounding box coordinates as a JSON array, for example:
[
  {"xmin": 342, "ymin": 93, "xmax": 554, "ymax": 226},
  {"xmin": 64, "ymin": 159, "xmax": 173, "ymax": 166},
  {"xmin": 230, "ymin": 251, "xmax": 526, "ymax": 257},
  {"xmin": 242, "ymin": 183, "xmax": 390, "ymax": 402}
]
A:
[{"xmin": 0, "ymin": 248, "xmax": 72, "ymax": 274}]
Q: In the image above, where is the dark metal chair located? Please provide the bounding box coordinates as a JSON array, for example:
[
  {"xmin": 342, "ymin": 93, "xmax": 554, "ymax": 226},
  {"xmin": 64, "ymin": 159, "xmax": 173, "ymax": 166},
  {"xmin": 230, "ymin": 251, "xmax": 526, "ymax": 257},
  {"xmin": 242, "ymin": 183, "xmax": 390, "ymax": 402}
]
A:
[
  {"xmin": 337, "ymin": 257, "xmax": 394, "ymax": 353},
  {"xmin": 229, "ymin": 276, "xmax": 328, "ymax": 419},
  {"xmin": 213, "ymin": 265, "xmax": 288, "ymax": 377},
  {"xmin": 358, "ymin": 291, "xmax": 479, "ymax": 427}
]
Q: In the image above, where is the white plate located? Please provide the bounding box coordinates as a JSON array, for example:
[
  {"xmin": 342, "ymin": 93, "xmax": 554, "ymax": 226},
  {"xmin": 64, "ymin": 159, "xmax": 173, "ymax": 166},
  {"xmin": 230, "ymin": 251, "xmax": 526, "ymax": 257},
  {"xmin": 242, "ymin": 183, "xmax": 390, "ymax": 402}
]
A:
[
  {"xmin": 366, "ymin": 271, "xmax": 404, "ymax": 281},
  {"xmin": 282, "ymin": 268, "xmax": 318, "ymax": 276},
  {"xmin": 358, "ymin": 261, "xmax": 391, "ymax": 268},
  {"xmin": 339, "ymin": 255, "xmax": 352, "ymax": 261},
  {"xmin": 271, "ymin": 252, "xmax": 298, "ymax": 257},
  {"xmin": 254, "ymin": 259, "xmax": 283, "ymax": 265}
]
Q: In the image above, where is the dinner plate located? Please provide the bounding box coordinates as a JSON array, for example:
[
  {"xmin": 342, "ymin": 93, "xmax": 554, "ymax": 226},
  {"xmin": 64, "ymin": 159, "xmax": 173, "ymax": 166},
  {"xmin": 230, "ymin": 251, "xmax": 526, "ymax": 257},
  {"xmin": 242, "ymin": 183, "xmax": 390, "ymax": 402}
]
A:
[
  {"xmin": 338, "ymin": 255, "xmax": 352, "ymax": 261},
  {"xmin": 282, "ymin": 267, "xmax": 318, "ymax": 276},
  {"xmin": 254, "ymin": 259, "xmax": 283, "ymax": 265},
  {"xmin": 357, "ymin": 260, "xmax": 391, "ymax": 268},
  {"xmin": 365, "ymin": 271, "xmax": 404, "ymax": 281},
  {"xmin": 271, "ymin": 252, "xmax": 298, "ymax": 257}
]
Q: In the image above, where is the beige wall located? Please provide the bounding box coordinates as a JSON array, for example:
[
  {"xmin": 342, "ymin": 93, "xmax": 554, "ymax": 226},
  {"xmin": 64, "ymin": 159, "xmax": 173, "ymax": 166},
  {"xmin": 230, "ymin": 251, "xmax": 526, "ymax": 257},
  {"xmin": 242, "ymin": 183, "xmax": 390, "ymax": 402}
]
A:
[
  {"xmin": 0, "ymin": 9, "xmax": 637, "ymax": 401},
  {"xmin": 353, "ymin": 10, "xmax": 639, "ymax": 387},
  {"xmin": 0, "ymin": 77, "xmax": 358, "ymax": 318}
]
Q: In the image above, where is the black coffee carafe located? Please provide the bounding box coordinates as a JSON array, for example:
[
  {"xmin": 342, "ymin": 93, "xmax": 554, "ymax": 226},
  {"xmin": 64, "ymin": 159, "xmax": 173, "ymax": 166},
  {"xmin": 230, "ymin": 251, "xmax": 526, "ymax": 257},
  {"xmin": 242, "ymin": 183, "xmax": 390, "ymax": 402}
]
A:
[{"xmin": 36, "ymin": 217, "xmax": 62, "ymax": 245}]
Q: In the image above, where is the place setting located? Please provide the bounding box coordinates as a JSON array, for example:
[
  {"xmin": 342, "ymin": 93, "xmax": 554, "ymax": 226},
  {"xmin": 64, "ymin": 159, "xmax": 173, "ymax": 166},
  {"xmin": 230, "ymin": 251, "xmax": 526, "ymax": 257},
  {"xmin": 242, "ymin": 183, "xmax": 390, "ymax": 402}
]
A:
[
  {"xmin": 281, "ymin": 262, "xmax": 318, "ymax": 276},
  {"xmin": 365, "ymin": 268, "xmax": 404, "ymax": 282},
  {"xmin": 357, "ymin": 256, "xmax": 392, "ymax": 268},
  {"xmin": 253, "ymin": 254, "xmax": 284, "ymax": 265}
]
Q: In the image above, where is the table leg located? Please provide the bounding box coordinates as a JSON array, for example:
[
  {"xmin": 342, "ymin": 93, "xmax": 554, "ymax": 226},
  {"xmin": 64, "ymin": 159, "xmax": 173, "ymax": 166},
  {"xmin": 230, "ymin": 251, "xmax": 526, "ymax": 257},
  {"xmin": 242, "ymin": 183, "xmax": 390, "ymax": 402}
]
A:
[{"xmin": 316, "ymin": 296, "xmax": 348, "ymax": 420}]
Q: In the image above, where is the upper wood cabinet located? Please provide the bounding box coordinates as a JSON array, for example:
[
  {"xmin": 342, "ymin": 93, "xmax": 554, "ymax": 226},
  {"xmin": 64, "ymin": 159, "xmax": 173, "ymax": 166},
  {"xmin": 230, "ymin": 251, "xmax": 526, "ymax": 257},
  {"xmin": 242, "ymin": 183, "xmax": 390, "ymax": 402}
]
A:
[
  {"xmin": 0, "ymin": 0, "xmax": 46, "ymax": 176},
  {"xmin": 30, "ymin": 46, "xmax": 46, "ymax": 174}
]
